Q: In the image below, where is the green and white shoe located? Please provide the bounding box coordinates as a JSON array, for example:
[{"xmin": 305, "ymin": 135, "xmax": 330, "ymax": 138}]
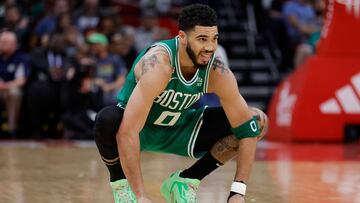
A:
[
  {"xmin": 110, "ymin": 179, "xmax": 136, "ymax": 203},
  {"xmin": 160, "ymin": 170, "xmax": 200, "ymax": 203}
]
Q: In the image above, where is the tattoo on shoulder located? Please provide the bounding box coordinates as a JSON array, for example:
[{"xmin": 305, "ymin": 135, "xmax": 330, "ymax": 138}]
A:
[
  {"xmin": 141, "ymin": 54, "xmax": 159, "ymax": 75},
  {"xmin": 140, "ymin": 48, "xmax": 169, "ymax": 76},
  {"xmin": 212, "ymin": 56, "xmax": 229, "ymax": 74}
]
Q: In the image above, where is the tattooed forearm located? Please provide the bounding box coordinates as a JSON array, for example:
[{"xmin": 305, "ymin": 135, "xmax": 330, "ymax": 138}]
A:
[
  {"xmin": 210, "ymin": 135, "xmax": 239, "ymax": 164},
  {"xmin": 212, "ymin": 56, "xmax": 229, "ymax": 74}
]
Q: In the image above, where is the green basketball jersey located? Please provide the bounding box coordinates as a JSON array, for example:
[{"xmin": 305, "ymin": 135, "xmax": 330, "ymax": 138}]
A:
[{"xmin": 117, "ymin": 36, "xmax": 215, "ymax": 127}]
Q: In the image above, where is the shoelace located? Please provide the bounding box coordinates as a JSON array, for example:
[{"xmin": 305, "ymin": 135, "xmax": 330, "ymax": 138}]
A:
[
  {"xmin": 184, "ymin": 184, "xmax": 197, "ymax": 203},
  {"xmin": 117, "ymin": 186, "xmax": 134, "ymax": 201}
]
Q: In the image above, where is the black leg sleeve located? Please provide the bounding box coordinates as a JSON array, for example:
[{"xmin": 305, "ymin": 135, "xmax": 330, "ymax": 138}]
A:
[
  {"xmin": 181, "ymin": 107, "xmax": 232, "ymax": 180},
  {"xmin": 94, "ymin": 105, "xmax": 126, "ymax": 181}
]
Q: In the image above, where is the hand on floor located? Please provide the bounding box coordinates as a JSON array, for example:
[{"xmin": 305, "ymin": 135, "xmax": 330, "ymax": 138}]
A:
[{"xmin": 228, "ymin": 194, "xmax": 245, "ymax": 203}]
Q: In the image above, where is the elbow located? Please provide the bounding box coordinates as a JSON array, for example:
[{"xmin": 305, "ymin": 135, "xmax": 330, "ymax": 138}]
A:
[
  {"xmin": 249, "ymin": 107, "xmax": 269, "ymax": 141},
  {"xmin": 258, "ymin": 112, "xmax": 269, "ymax": 140}
]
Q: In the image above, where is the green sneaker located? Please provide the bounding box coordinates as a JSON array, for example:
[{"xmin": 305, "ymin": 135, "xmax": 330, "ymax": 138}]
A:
[
  {"xmin": 160, "ymin": 170, "xmax": 201, "ymax": 203},
  {"xmin": 110, "ymin": 179, "xmax": 136, "ymax": 203}
]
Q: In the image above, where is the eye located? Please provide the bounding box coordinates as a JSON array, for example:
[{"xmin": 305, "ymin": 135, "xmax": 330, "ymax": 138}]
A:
[{"xmin": 198, "ymin": 37, "xmax": 206, "ymax": 42}]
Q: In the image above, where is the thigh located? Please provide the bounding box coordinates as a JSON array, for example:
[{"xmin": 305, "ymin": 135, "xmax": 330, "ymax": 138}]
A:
[{"xmin": 194, "ymin": 107, "xmax": 232, "ymax": 154}]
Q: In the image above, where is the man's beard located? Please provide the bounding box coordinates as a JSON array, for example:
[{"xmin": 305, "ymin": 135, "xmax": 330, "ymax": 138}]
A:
[{"xmin": 186, "ymin": 43, "xmax": 209, "ymax": 70}]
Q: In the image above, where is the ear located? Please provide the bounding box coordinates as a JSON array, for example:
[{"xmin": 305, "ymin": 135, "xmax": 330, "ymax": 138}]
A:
[{"xmin": 178, "ymin": 30, "xmax": 187, "ymax": 45}]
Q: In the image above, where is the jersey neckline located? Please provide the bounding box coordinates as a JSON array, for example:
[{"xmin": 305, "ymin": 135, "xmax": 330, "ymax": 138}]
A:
[{"xmin": 175, "ymin": 36, "xmax": 199, "ymax": 86}]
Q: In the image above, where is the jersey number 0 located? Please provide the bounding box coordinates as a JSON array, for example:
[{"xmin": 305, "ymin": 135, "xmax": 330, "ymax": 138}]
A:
[{"xmin": 154, "ymin": 111, "xmax": 181, "ymax": 126}]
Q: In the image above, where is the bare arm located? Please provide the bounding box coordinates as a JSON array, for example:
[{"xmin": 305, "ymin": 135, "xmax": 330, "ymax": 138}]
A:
[
  {"xmin": 208, "ymin": 56, "xmax": 257, "ymax": 182},
  {"xmin": 2, "ymin": 77, "xmax": 26, "ymax": 90},
  {"xmin": 287, "ymin": 15, "xmax": 318, "ymax": 36},
  {"xmin": 117, "ymin": 47, "xmax": 172, "ymax": 199}
]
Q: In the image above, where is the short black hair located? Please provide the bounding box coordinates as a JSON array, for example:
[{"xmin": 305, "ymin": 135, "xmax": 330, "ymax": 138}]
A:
[{"xmin": 179, "ymin": 4, "xmax": 217, "ymax": 31}]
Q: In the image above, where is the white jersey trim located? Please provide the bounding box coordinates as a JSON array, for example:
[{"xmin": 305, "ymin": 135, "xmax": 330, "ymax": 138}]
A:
[
  {"xmin": 187, "ymin": 106, "xmax": 207, "ymax": 158},
  {"xmin": 151, "ymin": 42, "xmax": 173, "ymax": 67},
  {"xmin": 175, "ymin": 37, "xmax": 199, "ymax": 86},
  {"xmin": 203, "ymin": 55, "xmax": 215, "ymax": 93}
]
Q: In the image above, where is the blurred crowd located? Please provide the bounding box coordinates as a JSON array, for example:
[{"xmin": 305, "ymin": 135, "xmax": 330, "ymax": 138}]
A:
[
  {"xmin": 0, "ymin": 0, "xmax": 202, "ymax": 139},
  {"xmin": 264, "ymin": 0, "xmax": 325, "ymax": 70},
  {"xmin": 0, "ymin": 0, "xmax": 325, "ymax": 139}
]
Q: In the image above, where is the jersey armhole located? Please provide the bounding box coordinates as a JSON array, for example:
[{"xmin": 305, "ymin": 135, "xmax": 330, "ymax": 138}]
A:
[
  {"xmin": 203, "ymin": 55, "xmax": 216, "ymax": 93},
  {"xmin": 151, "ymin": 43, "xmax": 174, "ymax": 68},
  {"xmin": 134, "ymin": 43, "xmax": 173, "ymax": 83}
]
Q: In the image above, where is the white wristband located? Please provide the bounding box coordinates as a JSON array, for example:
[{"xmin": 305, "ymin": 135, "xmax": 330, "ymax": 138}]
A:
[{"xmin": 230, "ymin": 181, "xmax": 246, "ymax": 196}]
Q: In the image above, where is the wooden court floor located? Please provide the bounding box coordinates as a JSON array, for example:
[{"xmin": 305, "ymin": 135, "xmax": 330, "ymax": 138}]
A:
[{"xmin": 0, "ymin": 140, "xmax": 359, "ymax": 203}]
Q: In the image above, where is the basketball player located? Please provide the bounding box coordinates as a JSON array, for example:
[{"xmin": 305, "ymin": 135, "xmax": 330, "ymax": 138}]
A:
[{"xmin": 94, "ymin": 4, "xmax": 268, "ymax": 203}]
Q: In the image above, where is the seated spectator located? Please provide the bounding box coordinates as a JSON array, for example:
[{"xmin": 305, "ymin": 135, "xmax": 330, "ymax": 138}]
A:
[
  {"xmin": 29, "ymin": 0, "xmax": 69, "ymax": 49},
  {"xmin": 293, "ymin": 0, "xmax": 324, "ymax": 67},
  {"xmin": 33, "ymin": 0, "xmax": 69, "ymax": 38},
  {"xmin": 282, "ymin": 0, "xmax": 320, "ymax": 46},
  {"xmin": 139, "ymin": 0, "xmax": 172, "ymax": 15},
  {"xmin": 268, "ymin": 0, "xmax": 296, "ymax": 70},
  {"xmin": 26, "ymin": 34, "xmax": 71, "ymax": 138},
  {"xmin": 73, "ymin": 0, "xmax": 102, "ymax": 33},
  {"xmin": 0, "ymin": 0, "xmax": 20, "ymax": 25},
  {"xmin": 28, "ymin": 0, "xmax": 46, "ymax": 25},
  {"xmin": 54, "ymin": 12, "xmax": 85, "ymax": 58},
  {"xmin": 61, "ymin": 60, "xmax": 103, "ymax": 139},
  {"xmin": 3, "ymin": 5, "xmax": 30, "ymax": 52},
  {"xmin": 294, "ymin": 31, "xmax": 320, "ymax": 67},
  {"xmin": 87, "ymin": 32, "xmax": 127, "ymax": 106},
  {"xmin": 109, "ymin": 28, "xmax": 137, "ymax": 72},
  {"xmin": 63, "ymin": 26, "xmax": 85, "ymax": 58},
  {"xmin": 134, "ymin": 9, "xmax": 170, "ymax": 54},
  {"xmin": 54, "ymin": 12, "xmax": 74, "ymax": 35},
  {"xmin": 97, "ymin": 14, "xmax": 117, "ymax": 40},
  {"xmin": 0, "ymin": 31, "xmax": 29, "ymax": 136}
]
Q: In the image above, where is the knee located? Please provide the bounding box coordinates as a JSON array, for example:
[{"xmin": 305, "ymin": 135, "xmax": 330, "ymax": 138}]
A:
[
  {"xmin": 249, "ymin": 107, "xmax": 269, "ymax": 140},
  {"xmin": 95, "ymin": 106, "xmax": 114, "ymax": 126},
  {"xmin": 94, "ymin": 106, "xmax": 123, "ymax": 138}
]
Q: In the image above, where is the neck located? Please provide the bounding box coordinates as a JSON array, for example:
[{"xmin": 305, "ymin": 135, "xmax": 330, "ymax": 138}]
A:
[
  {"xmin": 179, "ymin": 43, "xmax": 197, "ymax": 76},
  {"xmin": 179, "ymin": 44, "xmax": 196, "ymax": 66}
]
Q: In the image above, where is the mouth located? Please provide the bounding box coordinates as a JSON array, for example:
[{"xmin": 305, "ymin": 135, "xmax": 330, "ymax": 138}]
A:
[{"xmin": 199, "ymin": 52, "xmax": 213, "ymax": 62}]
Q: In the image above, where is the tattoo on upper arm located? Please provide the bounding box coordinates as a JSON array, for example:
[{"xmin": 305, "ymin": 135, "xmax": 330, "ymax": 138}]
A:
[
  {"xmin": 141, "ymin": 48, "xmax": 169, "ymax": 76},
  {"xmin": 141, "ymin": 54, "xmax": 159, "ymax": 75},
  {"xmin": 212, "ymin": 56, "xmax": 229, "ymax": 74}
]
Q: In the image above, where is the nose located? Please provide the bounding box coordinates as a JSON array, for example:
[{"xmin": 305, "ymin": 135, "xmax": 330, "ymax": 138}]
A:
[{"xmin": 204, "ymin": 42, "xmax": 216, "ymax": 52}]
